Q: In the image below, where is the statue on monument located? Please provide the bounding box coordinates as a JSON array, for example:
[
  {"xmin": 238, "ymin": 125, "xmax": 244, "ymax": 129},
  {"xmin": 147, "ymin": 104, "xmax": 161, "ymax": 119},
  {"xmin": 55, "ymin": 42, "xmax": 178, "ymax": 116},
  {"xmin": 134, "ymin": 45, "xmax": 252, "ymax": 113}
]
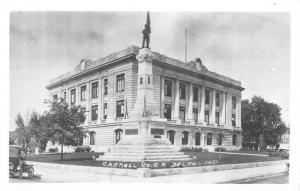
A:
[{"xmin": 142, "ymin": 12, "xmax": 151, "ymax": 48}]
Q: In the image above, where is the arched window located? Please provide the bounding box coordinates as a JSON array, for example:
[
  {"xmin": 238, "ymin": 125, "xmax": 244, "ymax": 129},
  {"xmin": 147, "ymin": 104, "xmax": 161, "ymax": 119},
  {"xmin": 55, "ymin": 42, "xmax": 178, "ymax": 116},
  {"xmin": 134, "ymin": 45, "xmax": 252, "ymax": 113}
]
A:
[
  {"xmin": 90, "ymin": 131, "xmax": 95, "ymax": 145},
  {"xmin": 207, "ymin": 133, "xmax": 213, "ymax": 145},
  {"xmin": 195, "ymin": 132, "xmax": 201, "ymax": 146},
  {"xmin": 167, "ymin": 130, "xmax": 175, "ymax": 145},
  {"xmin": 182, "ymin": 131, "xmax": 189, "ymax": 145},
  {"xmin": 218, "ymin": 133, "xmax": 223, "ymax": 145},
  {"xmin": 232, "ymin": 134, "xmax": 237, "ymax": 146},
  {"xmin": 114, "ymin": 129, "xmax": 123, "ymax": 144}
]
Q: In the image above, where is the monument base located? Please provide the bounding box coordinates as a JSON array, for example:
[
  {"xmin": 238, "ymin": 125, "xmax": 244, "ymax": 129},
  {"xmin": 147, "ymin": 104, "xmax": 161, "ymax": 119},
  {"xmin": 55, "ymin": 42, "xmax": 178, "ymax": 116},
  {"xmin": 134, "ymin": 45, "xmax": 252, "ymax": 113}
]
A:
[{"xmin": 97, "ymin": 135, "xmax": 193, "ymax": 162}]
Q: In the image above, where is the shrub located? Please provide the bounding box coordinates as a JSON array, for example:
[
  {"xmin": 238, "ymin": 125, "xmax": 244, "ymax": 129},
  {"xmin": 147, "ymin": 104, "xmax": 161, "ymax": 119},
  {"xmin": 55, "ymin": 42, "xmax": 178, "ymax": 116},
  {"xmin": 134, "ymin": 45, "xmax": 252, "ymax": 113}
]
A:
[
  {"xmin": 48, "ymin": 148, "xmax": 58, "ymax": 153},
  {"xmin": 280, "ymin": 151, "xmax": 289, "ymax": 159},
  {"xmin": 180, "ymin": 147, "xmax": 203, "ymax": 152},
  {"xmin": 85, "ymin": 146, "xmax": 91, "ymax": 152},
  {"xmin": 75, "ymin": 146, "xmax": 91, "ymax": 153},
  {"xmin": 268, "ymin": 151, "xmax": 280, "ymax": 157},
  {"xmin": 214, "ymin": 147, "xmax": 226, "ymax": 152}
]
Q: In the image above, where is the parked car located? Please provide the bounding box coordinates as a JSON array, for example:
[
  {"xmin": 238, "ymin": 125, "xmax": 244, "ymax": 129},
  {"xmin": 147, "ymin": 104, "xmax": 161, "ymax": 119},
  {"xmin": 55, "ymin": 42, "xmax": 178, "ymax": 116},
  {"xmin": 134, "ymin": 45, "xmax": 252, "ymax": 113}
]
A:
[{"xmin": 9, "ymin": 145, "xmax": 34, "ymax": 179}]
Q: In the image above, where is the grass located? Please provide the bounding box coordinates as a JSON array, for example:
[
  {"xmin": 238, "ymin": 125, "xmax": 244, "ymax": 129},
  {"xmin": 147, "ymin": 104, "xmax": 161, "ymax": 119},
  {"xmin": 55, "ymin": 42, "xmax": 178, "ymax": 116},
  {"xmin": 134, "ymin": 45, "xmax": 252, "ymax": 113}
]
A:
[{"xmin": 26, "ymin": 151, "xmax": 285, "ymax": 169}]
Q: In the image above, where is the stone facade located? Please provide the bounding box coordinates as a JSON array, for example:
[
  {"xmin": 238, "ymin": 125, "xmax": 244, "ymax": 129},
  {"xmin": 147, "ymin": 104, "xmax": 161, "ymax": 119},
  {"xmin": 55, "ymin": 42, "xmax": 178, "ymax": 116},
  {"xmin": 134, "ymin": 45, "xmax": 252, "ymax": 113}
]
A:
[{"xmin": 46, "ymin": 45, "xmax": 244, "ymax": 152}]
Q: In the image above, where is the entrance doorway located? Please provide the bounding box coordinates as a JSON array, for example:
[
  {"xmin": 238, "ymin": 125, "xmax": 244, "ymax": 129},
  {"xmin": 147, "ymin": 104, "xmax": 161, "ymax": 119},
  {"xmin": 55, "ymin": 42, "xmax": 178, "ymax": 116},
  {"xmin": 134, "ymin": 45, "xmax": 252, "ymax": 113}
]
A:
[
  {"xmin": 167, "ymin": 130, "xmax": 175, "ymax": 145},
  {"xmin": 195, "ymin": 132, "xmax": 201, "ymax": 146},
  {"xmin": 114, "ymin": 129, "xmax": 123, "ymax": 144}
]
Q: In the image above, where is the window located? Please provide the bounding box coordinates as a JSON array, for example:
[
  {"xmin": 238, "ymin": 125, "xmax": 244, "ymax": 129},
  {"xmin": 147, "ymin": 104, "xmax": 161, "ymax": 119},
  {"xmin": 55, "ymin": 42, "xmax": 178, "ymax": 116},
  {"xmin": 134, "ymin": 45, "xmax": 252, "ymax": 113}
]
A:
[
  {"xmin": 207, "ymin": 133, "xmax": 213, "ymax": 145},
  {"xmin": 140, "ymin": 77, "xmax": 143, "ymax": 84},
  {"xmin": 205, "ymin": 110, "xmax": 209, "ymax": 123},
  {"xmin": 91, "ymin": 105, "xmax": 98, "ymax": 121},
  {"xmin": 80, "ymin": 85, "xmax": 86, "ymax": 101},
  {"xmin": 53, "ymin": 94, "xmax": 58, "ymax": 101},
  {"xmin": 115, "ymin": 129, "xmax": 123, "ymax": 144},
  {"xmin": 195, "ymin": 132, "xmax": 201, "ymax": 146},
  {"xmin": 179, "ymin": 83, "xmax": 186, "ymax": 99},
  {"xmin": 63, "ymin": 92, "xmax": 67, "ymax": 101},
  {"xmin": 182, "ymin": 131, "xmax": 188, "ymax": 145},
  {"xmin": 116, "ymin": 73, "xmax": 125, "ymax": 92},
  {"xmin": 103, "ymin": 103, "xmax": 107, "ymax": 119},
  {"xmin": 90, "ymin": 131, "xmax": 95, "ymax": 145},
  {"xmin": 179, "ymin": 106, "xmax": 185, "ymax": 122},
  {"xmin": 70, "ymin": 89, "xmax": 76, "ymax": 104},
  {"xmin": 205, "ymin": 90, "xmax": 210, "ymax": 104},
  {"xmin": 103, "ymin": 79, "xmax": 108, "ymax": 96},
  {"xmin": 193, "ymin": 87, "xmax": 198, "ymax": 102},
  {"xmin": 193, "ymin": 108, "xmax": 198, "ymax": 123},
  {"xmin": 232, "ymin": 96, "xmax": 236, "ymax": 110},
  {"xmin": 148, "ymin": 76, "xmax": 151, "ymax": 84},
  {"xmin": 232, "ymin": 113, "xmax": 236, "ymax": 126},
  {"xmin": 116, "ymin": 100, "xmax": 125, "ymax": 118},
  {"xmin": 80, "ymin": 107, "xmax": 86, "ymax": 122},
  {"xmin": 164, "ymin": 104, "xmax": 172, "ymax": 120},
  {"xmin": 167, "ymin": 130, "xmax": 175, "ymax": 145},
  {"xmin": 215, "ymin": 111, "xmax": 220, "ymax": 124},
  {"xmin": 218, "ymin": 133, "xmax": 223, "ymax": 145},
  {"xmin": 232, "ymin": 134, "xmax": 237, "ymax": 145},
  {"xmin": 164, "ymin": 80, "xmax": 172, "ymax": 97},
  {"xmin": 92, "ymin": 82, "xmax": 98, "ymax": 98},
  {"xmin": 216, "ymin": 93, "xmax": 220, "ymax": 106}
]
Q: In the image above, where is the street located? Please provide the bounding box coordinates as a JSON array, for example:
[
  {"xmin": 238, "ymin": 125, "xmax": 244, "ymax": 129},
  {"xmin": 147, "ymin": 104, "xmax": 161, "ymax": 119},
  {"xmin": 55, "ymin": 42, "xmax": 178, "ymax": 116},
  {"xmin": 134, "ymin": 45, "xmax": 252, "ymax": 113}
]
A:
[
  {"xmin": 237, "ymin": 174, "xmax": 289, "ymax": 184},
  {"xmin": 9, "ymin": 174, "xmax": 45, "ymax": 183}
]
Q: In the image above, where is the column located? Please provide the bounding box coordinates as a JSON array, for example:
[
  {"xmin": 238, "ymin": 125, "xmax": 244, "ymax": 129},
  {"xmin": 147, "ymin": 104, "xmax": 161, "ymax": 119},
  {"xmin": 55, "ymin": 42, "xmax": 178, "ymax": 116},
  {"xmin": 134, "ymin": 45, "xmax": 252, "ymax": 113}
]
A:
[
  {"xmin": 85, "ymin": 82, "xmax": 91, "ymax": 125},
  {"xmin": 187, "ymin": 83, "xmax": 193, "ymax": 121},
  {"xmin": 160, "ymin": 76, "xmax": 165, "ymax": 118},
  {"xmin": 209, "ymin": 89, "xmax": 216, "ymax": 124},
  {"xmin": 173, "ymin": 79, "xmax": 179, "ymax": 120},
  {"xmin": 236, "ymin": 96, "xmax": 241, "ymax": 127},
  {"xmin": 198, "ymin": 86, "xmax": 205, "ymax": 123},
  {"xmin": 220, "ymin": 92, "xmax": 226, "ymax": 125},
  {"xmin": 97, "ymin": 79, "xmax": 102, "ymax": 123},
  {"xmin": 201, "ymin": 132, "xmax": 205, "ymax": 146}
]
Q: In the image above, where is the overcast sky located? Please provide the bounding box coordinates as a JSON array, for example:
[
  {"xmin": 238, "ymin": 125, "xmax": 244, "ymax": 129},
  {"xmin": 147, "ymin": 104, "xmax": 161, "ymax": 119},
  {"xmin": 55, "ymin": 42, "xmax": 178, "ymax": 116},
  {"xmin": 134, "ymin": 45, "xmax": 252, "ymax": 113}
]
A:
[{"xmin": 9, "ymin": 12, "xmax": 290, "ymax": 130}]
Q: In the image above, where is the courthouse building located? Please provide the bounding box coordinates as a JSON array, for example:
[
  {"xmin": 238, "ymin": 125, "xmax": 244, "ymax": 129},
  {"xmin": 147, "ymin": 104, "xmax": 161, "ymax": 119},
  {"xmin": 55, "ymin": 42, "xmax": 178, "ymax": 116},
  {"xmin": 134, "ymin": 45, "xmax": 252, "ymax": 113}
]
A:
[{"xmin": 46, "ymin": 45, "xmax": 244, "ymax": 152}]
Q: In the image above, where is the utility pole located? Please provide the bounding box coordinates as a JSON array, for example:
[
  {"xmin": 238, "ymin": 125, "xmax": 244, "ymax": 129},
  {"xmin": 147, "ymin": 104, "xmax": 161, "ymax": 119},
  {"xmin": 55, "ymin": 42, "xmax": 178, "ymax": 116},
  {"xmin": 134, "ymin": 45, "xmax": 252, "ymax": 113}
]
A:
[{"xmin": 185, "ymin": 28, "xmax": 187, "ymax": 63}]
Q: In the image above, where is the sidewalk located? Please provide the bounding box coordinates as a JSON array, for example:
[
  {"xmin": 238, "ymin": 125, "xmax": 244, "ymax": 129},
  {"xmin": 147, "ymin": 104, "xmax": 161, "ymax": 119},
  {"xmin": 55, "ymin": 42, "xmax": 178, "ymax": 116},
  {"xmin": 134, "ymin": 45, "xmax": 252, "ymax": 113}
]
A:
[{"xmin": 33, "ymin": 162, "xmax": 287, "ymax": 183}]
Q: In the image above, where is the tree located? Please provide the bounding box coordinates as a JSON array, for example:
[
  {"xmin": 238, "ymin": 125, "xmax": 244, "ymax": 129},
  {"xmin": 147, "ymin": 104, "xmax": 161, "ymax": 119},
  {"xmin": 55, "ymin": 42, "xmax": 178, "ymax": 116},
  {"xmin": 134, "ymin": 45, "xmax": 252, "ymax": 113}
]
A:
[
  {"xmin": 241, "ymin": 96, "xmax": 287, "ymax": 150},
  {"xmin": 15, "ymin": 113, "xmax": 31, "ymax": 146},
  {"xmin": 47, "ymin": 98, "xmax": 86, "ymax": 160},
  {"xmin": 27, "ymin": 111, "xmax": 51, "ymax": 155}
]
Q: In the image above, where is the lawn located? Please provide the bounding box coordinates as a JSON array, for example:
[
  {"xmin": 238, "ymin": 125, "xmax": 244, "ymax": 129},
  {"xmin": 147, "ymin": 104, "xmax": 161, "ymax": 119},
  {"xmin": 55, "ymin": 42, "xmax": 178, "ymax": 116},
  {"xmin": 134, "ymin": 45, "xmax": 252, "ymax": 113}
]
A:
[{"xmin": 26, "ymin": 151, "xmax": 285, "ymax": 169}]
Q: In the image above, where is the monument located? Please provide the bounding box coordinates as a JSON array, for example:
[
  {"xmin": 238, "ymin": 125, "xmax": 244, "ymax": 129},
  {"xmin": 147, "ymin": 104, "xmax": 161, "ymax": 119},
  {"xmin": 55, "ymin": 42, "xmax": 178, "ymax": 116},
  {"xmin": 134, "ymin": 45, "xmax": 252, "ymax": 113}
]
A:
[{"xmin": 98, "ymin": 12, "xmax": 193, "ymax": 163}]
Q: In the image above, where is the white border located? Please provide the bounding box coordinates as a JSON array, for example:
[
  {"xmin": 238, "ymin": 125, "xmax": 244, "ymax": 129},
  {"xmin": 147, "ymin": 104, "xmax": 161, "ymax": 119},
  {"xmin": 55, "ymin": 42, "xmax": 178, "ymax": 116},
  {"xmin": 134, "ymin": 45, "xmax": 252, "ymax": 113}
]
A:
[{"xmin": 1, "ymin": 0, "xmax": 299, "ymax": 191}]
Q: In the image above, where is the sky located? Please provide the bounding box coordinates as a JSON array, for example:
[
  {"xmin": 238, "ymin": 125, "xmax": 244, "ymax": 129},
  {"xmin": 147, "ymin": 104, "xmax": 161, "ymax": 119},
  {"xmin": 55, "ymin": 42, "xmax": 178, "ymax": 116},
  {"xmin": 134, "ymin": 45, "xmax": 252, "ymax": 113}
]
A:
[{"xmin": 9, "ymin": 12, "xmax": 290, "ymax": 130}]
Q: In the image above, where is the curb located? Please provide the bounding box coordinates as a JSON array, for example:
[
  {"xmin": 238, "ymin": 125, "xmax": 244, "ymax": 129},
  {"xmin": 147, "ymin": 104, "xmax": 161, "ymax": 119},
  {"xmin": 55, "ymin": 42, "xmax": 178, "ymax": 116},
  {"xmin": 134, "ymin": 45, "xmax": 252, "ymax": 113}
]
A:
[
  {"xmin": 29, "ymin": 159, "xmax": 288, "ymax": 178},
  {"xmin": 218, "ymin": 172, "xmax": 288, "ymax": 184}
]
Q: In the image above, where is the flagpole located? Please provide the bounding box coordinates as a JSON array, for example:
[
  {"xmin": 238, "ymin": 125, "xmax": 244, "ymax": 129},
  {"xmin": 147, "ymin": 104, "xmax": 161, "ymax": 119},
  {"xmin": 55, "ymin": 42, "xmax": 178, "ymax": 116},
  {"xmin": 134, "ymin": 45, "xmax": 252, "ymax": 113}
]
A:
[{"xmin": 185, "ymin": 28, "xmax": 187, "ymax": 63}]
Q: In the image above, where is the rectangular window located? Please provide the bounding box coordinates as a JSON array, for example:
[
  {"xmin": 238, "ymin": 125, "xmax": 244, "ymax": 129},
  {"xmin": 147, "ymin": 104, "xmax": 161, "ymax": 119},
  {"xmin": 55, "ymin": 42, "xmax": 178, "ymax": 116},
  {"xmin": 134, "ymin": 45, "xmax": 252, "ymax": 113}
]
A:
[
  {"xmin": 164, "ymin": 104, "xmax": 172, "ymax": 120},
  {"xmin": 205, "ymin": 90, "xmax": 210, "ymax": 104},
  {"xmin": 92, "ymin": 82, "xmax": 98, "ymax": 98},
  {"xmin": 193, "ymin": 108, "xmax": 198, "ymax": 123},
  {"xmin": 116, "ymin": 73, "xmax": 125, "ymax": 92},
  {"xmin": 70, "ymin": 89, "xmax": 76, "ymax": 104},
  {"xmin": 164, "ymin": 80, "xmax": 172, "ymax": 97},
  {"xmin": 148, "ymin": 76, "xmax": 151, "ymax": 84},
  {"xmin": 216, "ymin": 92, "xmax": 220, "ymax": 107},
  {"xmin": 116, "ymin": 100, "xmax": 125, "ymax": 118},
  {"xmin": 179, "ymin": 106, "xmax": 185, "ymax": 122},
  {"xmin": 103, "ymin": 103, "xmax": 107, "ymax": 119},
  {"xmin": 140, "ymin": 77, "xmax": 143, "ymax": 84},
  {"xmin": 91, "ymin": 105, "xmax": 98, "ymax": 121},
  {"xmin": 193, "ymin": 87, "xmax": 198, "ymax": 102},
  {"xmin": 232, "ymin": 96, "xmax": 237, "ymax": 110},
  {"xmin": 63, "ymin": 92, "xmax": 67, "ymax": 101},
  {"xmin": 103, "ymin": 79, "xmax": 108, "ymax": 96},
  {"xmin": 80, "ymin": 85, "xmax": 86, "ymax": 101},
  {"xmin": 215, "ymin": 111, "xmax": 220, "ymax": 124},
  {"xmin": 232, "ymin": 113, "xmax": 236, "ymax": 126},
  {"xmin": 179, "ymin": 83, "xmax": 186, "ymax": 99},
  {"xmin": 205, "ymin": 110, "xmax": 209, "ymax": 123},
  {"xmin": 80, "ymin": 107, "xmax": 86, "ymax": 122},
  {"xmin": 53, "ymin": 94, "xmax": 58, "ymax": 101}
]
